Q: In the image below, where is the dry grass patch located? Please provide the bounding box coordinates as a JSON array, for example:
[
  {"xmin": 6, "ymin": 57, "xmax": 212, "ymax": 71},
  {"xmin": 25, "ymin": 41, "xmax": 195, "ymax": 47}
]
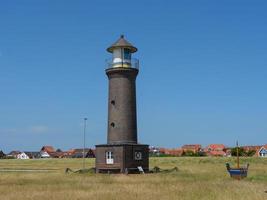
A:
[{"xmin": 0, "ymin": 157, "xmax": 266, "ymax": 200}]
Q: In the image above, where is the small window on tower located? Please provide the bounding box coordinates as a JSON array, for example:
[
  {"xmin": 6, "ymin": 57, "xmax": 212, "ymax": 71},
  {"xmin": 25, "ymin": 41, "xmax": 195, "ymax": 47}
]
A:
[
  {"xmin": 111, "ymin": 100, "xmax": 115, "ymax": 105},
  {"xmin": 110, "ymin": 122, "xmax": 115, "ymax": 127}
]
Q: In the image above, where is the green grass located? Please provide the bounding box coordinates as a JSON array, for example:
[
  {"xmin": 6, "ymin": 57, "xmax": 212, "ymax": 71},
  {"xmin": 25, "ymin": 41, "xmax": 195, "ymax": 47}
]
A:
[{"xmin": 0, "ymin": 157, "xmax": 266, "ymax": 200}]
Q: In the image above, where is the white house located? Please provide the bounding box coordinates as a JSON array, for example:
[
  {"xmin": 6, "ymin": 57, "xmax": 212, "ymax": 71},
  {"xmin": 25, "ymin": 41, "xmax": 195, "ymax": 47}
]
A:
[
  {"xmin": 257, "ymin": 145, "xmax": 267, "ymax": 157},
  {"xmin": 40, "ymin": 151, "xmax": 50, "ymax": 158},
  {"xmin": 17, "ymin": 152, "xmax": 30, "ymax": 159}
]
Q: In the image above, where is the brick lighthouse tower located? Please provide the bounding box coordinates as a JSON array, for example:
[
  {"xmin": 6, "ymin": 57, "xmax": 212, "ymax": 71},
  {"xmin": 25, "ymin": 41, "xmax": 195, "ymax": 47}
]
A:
[{"xmin": 95, "ymin": 35, "xmax": 149, "ymax": 173}]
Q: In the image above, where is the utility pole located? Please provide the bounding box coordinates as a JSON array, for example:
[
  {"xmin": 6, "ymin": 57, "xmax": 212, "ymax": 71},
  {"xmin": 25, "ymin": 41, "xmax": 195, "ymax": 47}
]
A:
[{"xmin": 83, "ymin": 117, "xmax": 87, "ymax": 170}]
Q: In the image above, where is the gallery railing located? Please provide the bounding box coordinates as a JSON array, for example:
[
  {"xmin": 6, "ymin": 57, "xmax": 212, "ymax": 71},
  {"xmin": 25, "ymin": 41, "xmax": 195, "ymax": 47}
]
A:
[{"xmin": 105, "ymin": 58, "xmax": 139, "ymax": 69}]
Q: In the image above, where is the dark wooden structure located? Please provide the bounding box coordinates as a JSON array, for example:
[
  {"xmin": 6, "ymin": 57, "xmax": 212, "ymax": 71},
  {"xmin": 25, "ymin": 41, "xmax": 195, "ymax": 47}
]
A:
[{"xmin": 95, "ymin": 35, "xmax": 149, "ymax": 173}]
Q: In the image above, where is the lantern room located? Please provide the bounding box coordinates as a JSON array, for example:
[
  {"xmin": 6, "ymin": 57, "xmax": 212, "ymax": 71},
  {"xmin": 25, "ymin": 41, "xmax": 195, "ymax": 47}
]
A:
[{"xmin": 106, "ymin": 35, "xmax": 139, "ymax": 69}]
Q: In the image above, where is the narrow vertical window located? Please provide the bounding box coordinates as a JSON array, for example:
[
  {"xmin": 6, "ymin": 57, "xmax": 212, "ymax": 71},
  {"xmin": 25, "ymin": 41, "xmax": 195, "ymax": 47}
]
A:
[
  {"xmin": 106, "ymin": 151, "xmax": 114, "ymax": 164},
  {"xmin": 123, "ymin": 49, "xmax": 131, "ymax": 60}
]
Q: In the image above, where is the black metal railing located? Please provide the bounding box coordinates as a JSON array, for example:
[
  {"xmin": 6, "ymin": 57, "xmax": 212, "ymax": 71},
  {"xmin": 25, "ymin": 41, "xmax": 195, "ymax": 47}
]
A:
[{"xmin": 105, "ymin": 58, "xmax": 139, "ymax": 69}]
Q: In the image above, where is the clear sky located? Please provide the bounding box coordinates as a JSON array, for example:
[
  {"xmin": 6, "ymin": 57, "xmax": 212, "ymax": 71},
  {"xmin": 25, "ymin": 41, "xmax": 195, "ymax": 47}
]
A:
[{"xmin": 0, "ymin": 0, "xmax": 266, "ymax": 152}]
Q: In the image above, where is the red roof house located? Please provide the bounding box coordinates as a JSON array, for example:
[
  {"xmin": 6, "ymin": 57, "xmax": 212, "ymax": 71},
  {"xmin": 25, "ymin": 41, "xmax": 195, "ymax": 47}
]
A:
[
  {"xmin": 205, "ymin": 144, "xmax": 226, "ymax": 157},
  {"xmin": 158, "ymin": 148, "xmax": 166, "ymax": 154},
  {"xmin": 182, "ymin": 144, "xmax": 202, "ymax": 153},
  {"xmin": 164, "ymin": 148, "xmax": 184, "ymax": 156},
  {"xmin": 41, "ymin": 146, "xmax": 55, "ymax": 153},
  {"xmin": 242, "ymin": 145, "xmax": 261, "ymax": 156},
  {"xmin": 67, "ymin": 148, "xmax": 95, "ymax": 158},
  {"xmin": 242, "ymin": 145, "xmax": 261, "ymax": 152}
]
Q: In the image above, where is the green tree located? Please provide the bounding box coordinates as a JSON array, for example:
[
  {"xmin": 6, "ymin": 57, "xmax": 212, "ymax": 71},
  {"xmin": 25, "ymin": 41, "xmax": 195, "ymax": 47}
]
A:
[
  {"xmin": 245, "ymin": 150, "xmax": 256, "ymax": 157},
  {"xmin": 182, "ymin": 150, "xmax": 205, "ymax": 157},
  {"xmin": 231, "ymin": 147, "xmax": 245, "ymax": 156}
]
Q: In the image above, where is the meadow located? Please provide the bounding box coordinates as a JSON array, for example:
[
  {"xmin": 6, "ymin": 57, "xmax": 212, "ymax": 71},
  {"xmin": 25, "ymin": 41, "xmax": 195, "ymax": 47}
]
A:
[{"xmin": 0, "ymin": 157, "xmax": 266, "ymax": 200}]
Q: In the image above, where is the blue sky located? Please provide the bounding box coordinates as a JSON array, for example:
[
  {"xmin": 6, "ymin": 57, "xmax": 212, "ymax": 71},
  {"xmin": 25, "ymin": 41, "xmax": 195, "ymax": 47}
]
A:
[{"xmin": 0, "ymin": 0, "xmax": 266, "ymax": 152}]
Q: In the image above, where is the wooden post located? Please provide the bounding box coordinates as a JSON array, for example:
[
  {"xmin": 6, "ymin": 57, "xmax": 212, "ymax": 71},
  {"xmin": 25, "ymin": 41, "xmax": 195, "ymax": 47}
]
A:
[{"xmin": 236, "ymin": 141, "xmax": 240, "ymax": 168}]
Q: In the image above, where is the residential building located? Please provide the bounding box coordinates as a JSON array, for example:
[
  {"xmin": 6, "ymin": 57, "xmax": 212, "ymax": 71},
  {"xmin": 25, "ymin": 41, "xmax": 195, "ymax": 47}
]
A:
[
  {"xmin": 241, "ymin": 145, "xmax": 261, "ymax": 156},
  {"xmin": 69, "ymin": 148, "xmax": 95, "ymax": 158},
  {"xmin": 40, "ymin": 145, "xmax": 56, "ymax": 158},
  {"xmin": 7, "ymin": 151, "xmax": 21, "ymax": 158},
  {"xmin": 17, "ymin": 152, "xmax": 30, "ymax": 159},
  {"xmin": 164, "ymin": 148, "xmax": 183, "ymax": 156},
  {"xmin": 205, "ymin": 144, "xmax": 226, "ymax": 157},
  {"xmin": 182, "ymin": 144, "xmax": 202, "ymax": 154},
  {"xmin": 149, "ymin": 146, "xmax": 160, "ymax": 156},
  {"xmin": 158, "ymin": 148, "xmax": 166, "ymax": 155},
  {"xmin": 40, "ymin": 151, "xmax": 50, "ymax": 158},
  {"xmin": 242, "ymin": 145, "xmax": 262, "ymax": 152},
  {"xmin": 40, "ymin": 146, "xmax": 55, "ymax": 153},
  {"xmin": 256, "ymin": 145, "xmax": 267, "ymax": 157},
  {"xmin": 25, "ymin": 152, "xmax": 41, "ymax": 159}
]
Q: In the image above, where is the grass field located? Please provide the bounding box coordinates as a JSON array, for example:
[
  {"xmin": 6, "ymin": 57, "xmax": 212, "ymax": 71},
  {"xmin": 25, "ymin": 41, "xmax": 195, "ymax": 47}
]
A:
[{"xmin": 0, "ymin": 157, "xmax": 266, "ymax": 200}]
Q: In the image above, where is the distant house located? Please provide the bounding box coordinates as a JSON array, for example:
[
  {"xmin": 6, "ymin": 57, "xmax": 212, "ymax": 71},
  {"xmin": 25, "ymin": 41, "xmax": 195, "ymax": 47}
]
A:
[
  {"xmin": 241, "ymin": 145, "xmax": 261, "ymax": 156},
  {"xmin": 225, "ymin": 148, "xmax": 232, "ymax": 157},
  {"xmin": 48, "ymin": 151, "xmax": 70, "ymax": 158},
  {"xmin": 40, "ymin": 145, "xmax": 56, "ymax": 158},
  {"xmin": 256, "ymin": 145, "xmax": 267, "ymax": 157},
  {"xmin": 40, "ymin": 151, "xmax": 51, "ymax": 158},
  {"xmin": 242, "ymin": 145, "xmax": 261, "ymax": 152},
  {"xmin": 158, "ymin": 148, "xmax": 166, "ymax": 155},
  {"xmin": 149, "ymin": 146, "xmax": 160, "ymax": 156},
  {"xmin": 7, "ymin": 151, "xmax": 30, "ymax": 159},
  {"xmin": 47, "ymin": 152, "xmax": 59, "ymax": 158},
  {"xmin": 69, "ymin": 148, "xmax": 95, "ymax": 158},
  {"xmin": 206, "ymin": 144, "xmax": 225, "ymax": 151},
  {"xmin": 182, "ymin": 144, "xmax": 202, "ymax": 154},
  {"xmin": 24, "ymin": 152, "xmax": 41, "ymax": 159},
  {"xmin": 205, "ymin": 144, "xmax": 226, "ymax": 157},
  {"xmin": 0, "ymin": 150, "xmax": 6, "ymax": 159},
  {"xmin": 7, "ymin": 151, "xmax": 21, "ymax": 159},
  {"xmin": 17, "ymin": 152, "xmax": 30, "ymax": 159},
  {"xmin": 87, "ymin": 149, "xmax": 95, "ymax": 158},
  {"xmin": 41, "ymin": 146, "xmax": 55, "ymax": 153},
  {"xmin": 164, "ymin": 148, "xmax": 184, "ymax": 157}
]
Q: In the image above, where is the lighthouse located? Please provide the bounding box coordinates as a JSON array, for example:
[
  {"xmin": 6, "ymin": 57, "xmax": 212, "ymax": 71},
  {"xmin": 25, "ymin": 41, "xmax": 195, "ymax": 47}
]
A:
[{"xmin": 95, "ymin": 35, "xmax": 149, "ymax": 173}]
